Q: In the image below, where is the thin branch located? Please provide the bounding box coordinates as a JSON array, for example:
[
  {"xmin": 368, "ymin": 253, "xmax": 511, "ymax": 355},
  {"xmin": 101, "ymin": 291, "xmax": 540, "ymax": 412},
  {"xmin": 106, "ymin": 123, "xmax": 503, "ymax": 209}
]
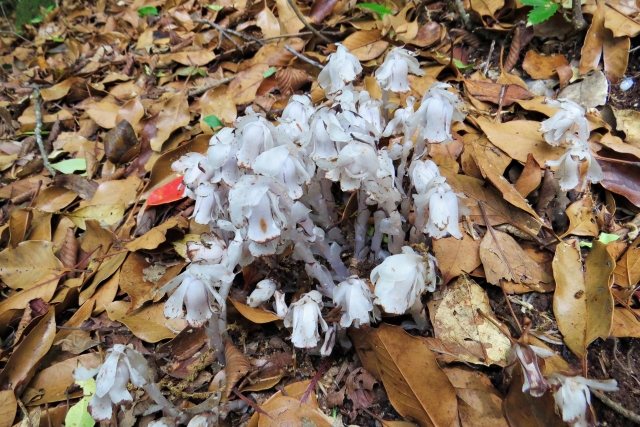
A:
[
  {"xmin": 186, "ymin": 75, "xmax": 236, "ymax": 97},
  {"xmin": 591, "ymin": 389, "xmax": 640, "ymax": 424},
  {"xmin": 285, "ymin": 44, "xmax": 323, "ymax": 69},
  {"xmin": 285, "ymin": 0, "xmax": 332, "ymax": 43},
  {"xmin": 31, "ymin": 88, "xmax": 56, "ymax": 177},
  {"xmin": 193, "ymin": 18, "xmax": 264, "ymax": 46},
  {"xmin": 571, "ymin": 0, "xmax": 587, "ymax": 30}
]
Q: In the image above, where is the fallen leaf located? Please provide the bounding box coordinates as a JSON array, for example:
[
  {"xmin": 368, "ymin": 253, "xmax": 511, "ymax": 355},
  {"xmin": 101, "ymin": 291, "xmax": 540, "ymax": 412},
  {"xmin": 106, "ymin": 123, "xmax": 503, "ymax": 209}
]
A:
[
  {"xmin": 429, "ymin": 275, "xmax": 512, "ymax": 366},
  {"xmin": 558, "ymin": 70, "xmax": 608, "ymax": 108},
  {"xmin": 106, "ymin": 301, "xmax": 186, "ymax": 342},
  {"xmin": 464, "ymin": 79, "xmax": 533, "ymax": 105},
  {"xmin": 227, "ymin": 64, "xmax": 271, "ymax": 105},
  {"xmin": 522, "ymin": 51, "xmax": 572, "ymax": 87},
  {"xmin": 612, "ymin": 108, "xmax": 640, "ymax": 147},
  {"xmin": 513, "ymin": 154, "xmax": 542, "ymax": 198},
  {"xmin": 480, "ymin": 228, "xmax": 553, "ymax": 289},
  {"xmin": 149, "ymin": 94, "xmax": 191, "ymax": 151},
  {"xmin": 358, "ymin": 324, "xmax": 458, "ymax": 427},
  {"xmin": 503, "ymin": 369, "xmax": 565, "ymax": 427},
  {"xmin": 257, "ymin": 6, "xmax": 281, "ymax": 38},
  {"xmin": 225, "ymin": 340, "xmax": 251, "ymax": 397},
  {"xmin": 229, "ymin": 298, "xmax": 282, "ymax": 323},
  {"xmin": 602, "ymin": 29, "xmax": 630, "ymax": 84},
  {"xmin": 600, "ymin": 159, "xmax": 640, "ymax": 208},
  {"xmin": 604, "ymin": 5, "xmax": 640, "ymax": 38},
  {"xmin": 0, "ymin": 240, "xmax": 64, "ymax": 291},
  {"xmin": 126, "ymin": 216, "xmax": 189, "ymax": 251},
  {"xmin": 613, "ymin": 235, "xmax": 640, "ymax": 288},
  {"xmin": 561, "ymin": 197, "xmax": 598, "ymax": 237},
  {"xmin": 33, "ymin": 186, "xmax": 77, "ymax": 213},
  {"xmin": 580, "ymin": 1, "xmax": 605, "ymax": 75},
  {"xmin": 341, "ymin": 30, "xmax": 388, "ymax": 61},
  {"xmin": 309, "ymin": 0, "xmax": 338, "ymax": 23},
  {"xmin": 276, "ymin": 0, "xmax": 306, "ymax": 33},
  {"xmin": 65, "ymin": 204, "xmax": 125, "ymax": 229},
  {"xmin": 611, "ymin": 308, "xmax": 640, "ymax": 338},
  {"xmin": 432, "ymin": 233, "xmax": 482, "ymax": 285},
  {"xmin": 259, "ymin": 396, "xmax": 332, "ymax": 427},
  {"xmin": 552, "ymin": 240, "xmax": 615, "ymax": 359},
  {"xmin": 103, "ymin": 120, "xmax": 139, "ymax": 164},
  {"xmin": 0, "ymin": 390, "xmax": 16, "ymax": 427},
  {"xmin": 85, "ymin": 175, "xmax": 142, "ymax": 207}
]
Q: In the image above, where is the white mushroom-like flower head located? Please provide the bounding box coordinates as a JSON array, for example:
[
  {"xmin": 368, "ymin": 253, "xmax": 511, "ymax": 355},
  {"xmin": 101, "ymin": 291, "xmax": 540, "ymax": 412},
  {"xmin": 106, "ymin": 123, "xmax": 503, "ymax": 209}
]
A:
[
  {"xmin": 333, "ymin": 276, "xmax": 374, "ymax": 328},
  {"xmin": 284, "ymin": 290, "xmax": 328, "ymax": 348},
  {"xmin": 547, "ymin": 373, "xmax": 618, "ymax": 427},
  {"xmin": 254, "ymin": 144, "xmax": 311, "ymax": 199},
  {"xmin": 235, "ymin": 113, "xmax": 277, "ymax": 169},
  {"xmin": 375, "ymin": 47, "xmax": 425, "ymax": 93},
  {"xmin": 207, "ymin": 127, "xmax": 241, "ymax": 185},
  {"xmin": 186, "ymin": 234, "xmax": 228, "ymax": 264},
  {"xmin": 546, "ymin": 138, "xmax": 603, "ymax": 191},
  {"xmin": 415, "ymin": 177, "xmax": 462, "ymax": 239},
  {"xmin": 318, "ymin": 44, "xmax": 362, "ymax": 96},
  {"xmin": 371, "ymin": 246, "xmax": 437, "ymax": 314},
  {"xmin": 247, "ymin": 278, "xmax": 277, "ymax": 307},
  {"xmin": 506, "ymin": 342, "xmax": 551, "ymax": 398},
  {"xmin": 73, "ymin": 344, "xmax": 151, "ymax": 421},
  {"xmin": 172, "ymin": 152, "xmax": 214, "ymax": 190},
  {"xmin": 539, "ymin": 99, "xmax": 590, "ymax": 146},
  {"xmin": 410, "ymin": 159, "xmax": 441, "ymax": 195}
]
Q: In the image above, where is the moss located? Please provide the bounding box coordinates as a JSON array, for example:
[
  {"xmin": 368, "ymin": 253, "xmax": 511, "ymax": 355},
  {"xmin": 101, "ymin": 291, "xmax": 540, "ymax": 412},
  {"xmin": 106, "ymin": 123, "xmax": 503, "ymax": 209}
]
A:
[{"xmin": 14, "ymin": 0, "xmax": 55, "ymax": 30}]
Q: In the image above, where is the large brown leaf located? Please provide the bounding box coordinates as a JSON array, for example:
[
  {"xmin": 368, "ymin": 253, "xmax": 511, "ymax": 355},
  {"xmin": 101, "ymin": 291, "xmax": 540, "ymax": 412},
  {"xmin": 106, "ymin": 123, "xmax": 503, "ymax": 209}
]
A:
[
  {"xmin": 432, "ymin": 233, "xmax": 481, "ymax": 285},
  {"xmin": 148, "ymin": 94, "xmax": 191, "ymax": 151},
  {"xmin": 355, "ymin": 324, "xmax": 458, "ymax": 427},
  {"xmin": 0, "ymin": 241, "xmax": 64, "ymax": 291},
  {"xmin": 613, "ymin": 235, "xmax": 640, "ymax": 288},
  {"xmin": 552, "ymin": 240, "xmax": 615, "ymax": 359}
]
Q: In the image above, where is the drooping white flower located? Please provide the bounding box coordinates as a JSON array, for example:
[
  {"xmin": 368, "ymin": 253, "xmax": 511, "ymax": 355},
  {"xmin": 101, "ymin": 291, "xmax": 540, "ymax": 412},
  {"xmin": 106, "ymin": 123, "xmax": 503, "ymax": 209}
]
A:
[
  {"xmin": 186, "ymin": 234, "xmax": 228, "ymax": 264},
  {"xmin": 172, "ymin": 152, "xmax": 214, "ymax": 190},
  {"xmin": 278, "ymin": 95, "xmax": 315, "ymax": 144},
  {"xmin": 506, "ymin": 342, "xmax": 551, "ymax": 398},
  {"xmin": 547, "ymin": 373, "xmax": 618, "ymax": 427},
  {"xmin": 375, "ymin": 47, "xmax": 425, "ymax": 93},
  {"xmin": 247, "ymin": 279, "xmax": 277, "ymax": 307},
  {"xmin": 235, "ymin": 113, "xmax": 277, "ymax": 169},
  {"xmin": 273, "ymin": 290, "xmax": 288, "ymax": 318},
  {"xmin": 284, "ymin": 290, "xmax": 328, "ymax": 348},
  {"xmin": 187, "ymin": 412, "xmax": 219, "ymax": 427},
  {"xmin": 371, "ymin": 246, "xmax": 437, "ymax": 314},
  {"xmin": 322, "ymin": 141, "xmax": 378, "ymax": 192},
  {"xmin": 382, "ymin": 96, "xmax": 416, "ymax": 139},
  {"xmin": 546, "ymin": 138, "xmax": 603, "ymax": 191},
  {"xmin": 190, "ymin": 182, "xmax": 220, "ymax": 225},
  {"xmin": 357, "ymin": 91, "xmax": 383, "ymax": 135},
  {"xmin": 539, "ymin": 99, "xmax": 590, "ymax": 146},
  {"xmin": 318, "ymin": 44, "xmax": 362, "ymax": 96},
  {"xmin": 73, "ymin": 344, "xmax": 151, "ymax": 421},
  {"xmin": 207, "ymin": 127, "xmax": 241, "ymax": 185},
  {"xmin": 254, "ymin": 144, "xmax": 311, "ymax": 199},
  {"xmin": 333, "ymin": 276, "xmax": 374, "ymax": 328},
  {"xmin": 414, "ymin": 177, "xmax": 462, "ymax": 239}
]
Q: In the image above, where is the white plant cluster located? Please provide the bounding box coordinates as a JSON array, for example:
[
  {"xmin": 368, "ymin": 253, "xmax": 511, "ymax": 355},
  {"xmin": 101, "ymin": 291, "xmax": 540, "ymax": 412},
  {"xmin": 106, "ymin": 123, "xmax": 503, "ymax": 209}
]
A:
[
  {"xmin": 167, "ymin": 44, "xmax": 468, "ymax": 354},
  {"xmin": 539, "ymin": 99, "xmax": 603, "ymax": 191}
]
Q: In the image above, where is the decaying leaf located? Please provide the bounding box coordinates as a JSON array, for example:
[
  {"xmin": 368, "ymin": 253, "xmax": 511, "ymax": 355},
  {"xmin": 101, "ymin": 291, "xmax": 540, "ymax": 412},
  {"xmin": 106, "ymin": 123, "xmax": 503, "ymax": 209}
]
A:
[
  {"xmin": 106, "ymin": 300, "xmax": 186, "ymax": 342},
  {"xmin": 552, "ymin": 240, "xmax": 615, "ymax": 359},
  {"xmin": 0, "ymin": 240, "xmax": 65, "ymax": 291},
  {"xmin": 432, "ymin": 233, "xmax": 482, "ymax": 285},
  {"xmin": 561, "ymin": 197, "xmax": 598, "ymax": 237},
  {"xmin": 613, "ymin": 235, "xmax": 640, "ymax": 288},
  {"xmin": 225, "ymin": 340, "xmax": 251, "ymax": 397},
  {"xmin": 229, "ymin": 298, "xmax": 282, "ymax": 323},
  {"xmin": 429, "ymin": 275, "xmax": 512, "ymax": 366}
]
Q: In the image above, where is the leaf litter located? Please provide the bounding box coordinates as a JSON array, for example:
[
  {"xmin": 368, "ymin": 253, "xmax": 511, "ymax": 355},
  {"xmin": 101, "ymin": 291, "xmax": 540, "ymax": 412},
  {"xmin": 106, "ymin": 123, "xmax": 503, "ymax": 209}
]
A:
[{"xmin": 0, "ymin": 0, "xmax": 639, "ymax": 426}]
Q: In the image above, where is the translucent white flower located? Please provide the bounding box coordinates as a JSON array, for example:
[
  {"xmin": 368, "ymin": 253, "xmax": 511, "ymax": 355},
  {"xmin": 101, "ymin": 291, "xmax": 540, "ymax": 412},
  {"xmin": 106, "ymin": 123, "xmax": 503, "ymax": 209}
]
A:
[
  {"xmin": 318, "ymin": 44, "xmax": 362, "ymax": 96},
  {"xmin": 371, "ymin": 246, "xmax": 437, "ymax": 314},
  {"xmin": 546, "ymin": 139, "xmax": 603, "ymax": 191},
  {"xmin": 187, "ymin": 412, "xmax": 219, "ymax": 427},
  {"xmin": 547, "ymin": 373, "xmax": 618, "ymax": 427},
  {"xmin": 414, "ymin": 177, "xmax": 462, "ymax": 239},
  {"xmin": 333, "ymin": 276, "xmax": 373, "ymax": 328},
  {"xmin": 273, "ymin": 290, "xmax": 288, "ymax": 318},
  {"xmin": 410, "ymin": 159, "xmax": 441, "ymax": 195},
  {"xmin": 539, "ymin": 99, "xmax": 589, "ymax": 147},
  {"xmin": 382, "ymin": 96, "xmax": 416, "ymax": 138},
  {"xmin": 278, "ymin": 95, "xmax": 315, "ymax": 144},
  {"xmin": 247, "ymin": 279, "xmax": 277, "ymax": 307},
  {"xmin": 186, "ymin": 234, "xmax": 228, "ymax": 264},
  {"xmin": 73, "ymin": 344, "xmax": 151, "ymax": 421},
  {"xmin": 304, "ymin": 107, "xmax": 349, "ymax": 162},
  {"xmin": 357, "ymin": 91, "xmax": 383, "ymax": 135},
  {"xmin": 207, "ymin": 127, "xmax": 241, "ymax": 185},
  {"xmin": 284, "ymin": 290, "xmax": 328, "ymax": 348},
  {"xmin": 321, "ymin": 323, "xmax": 337, "ymax": 356},
  {"xmin": 506, "ymin": 342, "xmax": 550, "ymax": 398},
  {"xmin": 375, "ymin": 47, "xmax": 425, "ymax": 93},
  {"xmin": 322, "ymin": 141, "xmax": 378, "ymax": 192},
  {"xmin": 172, "ymin": 152, "xmax": 214, "ymax": 190},
  {"xmin": 190, "ymin": 182, "xmax": 224, "ymax": 225},
  {"xmin": 254, "ymin": 144, "xmax": 310, "ymax": 199},
  {"xmin": 235, "ymin": 114, "xmax": 277, "ymax": 169}
]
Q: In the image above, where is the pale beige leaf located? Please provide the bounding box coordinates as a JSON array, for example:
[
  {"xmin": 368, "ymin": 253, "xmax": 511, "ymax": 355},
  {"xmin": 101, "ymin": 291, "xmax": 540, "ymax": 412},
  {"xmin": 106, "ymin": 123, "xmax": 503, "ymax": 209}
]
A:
[
  {"xmin": 65, "ymin": 204, "xmax": 125, "ymax": 229},
  {"xmin": 106, "ymin": 301, "xmax": 186, "ymax": 343},
  {"xmin": 0, "ymin": 241, "xmax": 64, "ymax": 290}
]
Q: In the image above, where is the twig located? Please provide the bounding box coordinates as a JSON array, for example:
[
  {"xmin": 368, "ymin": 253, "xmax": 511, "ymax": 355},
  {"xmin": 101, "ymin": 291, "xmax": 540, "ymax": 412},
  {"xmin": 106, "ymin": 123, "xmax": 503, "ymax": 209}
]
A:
[
  {"xmin": 186, "ymin": 75, "xmax": 236, "ymax": 97},
  {"xmin": 193, "ymin": 18, "xmax": 263, "ymax": 46},
  {"xmin": 285, "ymin": 44, "xmax": 324, "ymax": 69},
  {"xmin": 591, "ymin": 389, "xmax": 640, "ymax": 424},
  {"xmin": 31, "ymin": 88, "xmax": 56, "ymax": 177},
  {"xmin": 285, "ymin": 0, "xmax": 332, "ymax": 43},
  {"xmin": 451, "ymin": 0, "xmax": 473, "ymax": 31},
  {"xmin": 571, "ymin": 0, "xmax": 587, "ymax": 29},
  {"xmin": 483, "ymin": 40, "xmax": 495, "ymax": 75}
]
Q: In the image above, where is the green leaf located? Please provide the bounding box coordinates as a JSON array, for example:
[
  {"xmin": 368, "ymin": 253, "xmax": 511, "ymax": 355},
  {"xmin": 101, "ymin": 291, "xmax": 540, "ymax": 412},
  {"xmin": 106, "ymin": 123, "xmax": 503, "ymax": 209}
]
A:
[
  {"xmin": 65, "ymin": 378, "xmax": 96, "ymax": 427},
  {"xmin": 203, "ymin": 115, "xmax": 223, "ymax": 128},
  {"xmin": 262, "ymin": 67, "xmax": 277, "ymax": 78},
  {"xmin": 598, "ymin": 233, "xmax": 621, "ymax": 245},
  {"xmin": 51, "ymin": 36, "xmax": 64, "ymax": 42},
  {"xmin": 527, "ymin": 2, "xmax": 559, "ymax": 24},
  {"xmin": 50, "ymin": 158, "xmax": 87, "ymax": 174},
  {"xmin": 138, "ymin": 6, "xmax": 159, "ymax": 17},
  {"xmin": 207, "ymin": 4, "xmax": 224, "ymax": 10},
  {"xmin": 579, "ymin": 241, "xmax": 592, "ymax": 248},
  {"xmin": 453, "ymin": 58, "xmax": 474, "ymax": 70},
  {"xmin": 358, "ymin": 3, "xmax": 393, "ymax": 17},
  {"xmin": 520, "ymin": 0, "xmax": 549, "ymax": 7},
  {"xmin": 144, "ymin": 64, "xmax": 151, "ymax": 75}
]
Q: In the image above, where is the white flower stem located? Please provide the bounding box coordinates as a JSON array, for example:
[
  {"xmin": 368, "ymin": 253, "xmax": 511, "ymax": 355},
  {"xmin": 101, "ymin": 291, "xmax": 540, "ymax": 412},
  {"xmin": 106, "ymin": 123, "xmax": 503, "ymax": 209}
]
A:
[
  {"xmin": 355, "ymin": 190, "xmax": 370, "ymax": 261},
  {"xmin": 381, "ymin": 89, "xmax": 390, "ymax": 122}
]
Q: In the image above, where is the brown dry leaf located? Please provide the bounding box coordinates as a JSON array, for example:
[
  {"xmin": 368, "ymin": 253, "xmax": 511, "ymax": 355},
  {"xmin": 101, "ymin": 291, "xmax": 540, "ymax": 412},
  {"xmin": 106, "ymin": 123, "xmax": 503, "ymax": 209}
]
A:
[
  {"xmin": 9, "ymin": 209, "xmax": 31, "ymax": 248},
  {"xmin": 149, "ymin": 94, "xmax": 191, "ymax": 151},
  {"xmin": 23, "ymin": 353, "xmax": 100, "ymax": 406},
  {"xmin": 277, "ymin": 68, "xmax": 309, "ymax": 95},
  {"xmin": 552, "ymin": 240, "xmax": 615, "ymax": 359},
  {"xmin": 476, "ymin": 118, "xmax": 565, "ymax": 165},
  {"xmin": 40, "ymin": 78, "xmax": 83, "ymax": 101},
  {"xmin": 225, "ymin": 340, "xmax": 251, "ymax": 397},
  {"xmin": 276, "ymin": 0, "xmax": 306, "ymax": 33},
  {"xmin": 580, "ymin": 1, "xmax": 605, "ymax": 75},
  {"xmin": 441, "ymin": 366, "xmax": 509, "ymax": 427},
  {"xmin": 228, "ymin": 64, "xmax": 271, "ymax": 105},
  {"xmin": 0, "ymin": 240, "xmax": 64, "ymax": 291},
  {"xmin": 503, "ymin": 369, "xmax": 566, "ymax": 427},
  {"xmin": 103, "ymin": 120, "xmax": 139, "ymax": 165},
  {"xmin": 160, "ymin": 50, "xmax": 216, "ymax": 67},
  {"xmin": 259, "ymin": 396, "xmax": 333, "ymax": 427},
  {"xmin": 469, "ymin": 0, "xmax": 504, "ymax": 21},
  {"xmin": 229, "ymin": 297, "xmax": 282, "ymax": 323},
  {"xmin": 200, "ymin": 93, "xmax": 237, "ymax": 131},
  {"xmin": 522, "ymin": 51, "xmax": 572, "ymax": 87},
  {"xmin": 463, "ymin": 79, "xmax": 532, "ymax": 105},
  {"xmin": 65, "ymin": 204, "xmax": 125, "ymax": 229},
  {"xmin": 561, "ymin": 197, "xmax": 598, "ymax": 237},
  {"xmin": 429, "ymin": 275, "xmax": 512, "ymax": 366},
  {"xmin": 0, "ymin": 279, "xmax": 58, "ymax": 318},
  {"xmin": 514, "ymin": 154, "xmax": 542, "ymax": 198},
  {"xmin": 56, "ymin": 329, "xmax": 100, "ymax": 354},
  {"xmin": 613, "ymin": 235, "xmax": 640, "ymax": 288},
  {"xmin": 0, "ymin": 390, "xmax": 16, "ymax": 427},
  {"xmin": 611, "ymin": 308, "xmax": 640, "ymax": 338},
  {"xmin": 432, "ymin": 233, "xmax": 481, "ymax": 285},
  {"xmin": 257, "ymin": 6, "xmax": 281, "ymax": 38},
  {"xmin": 33, "ymin": 186, "xmax": 77, "ymax": 213},
  {"xmin": 612, "ymin": 108, "xmax": 640, "ymax": 147},
  {"xmin": 0, "ymin": 309, "xmax": 56, "ymax": 395},
  {"xmin": 600, "ymin": 159, "xmax": 640, "ymax": 208},
  {"xmin": 85, "ymin": 175, "xmax": 142, "ymax": 207},
  {"xmin": 360, "ymin": 324, "xmax": 458, "ymax": 427},
  {"xmin": 441, "ymin": 169, "xmax": 541, "ymax": 237},
  {"xmin": 604, "ymin": 6, "xmax": 640, "ymax": 37},
  {"xmin": 603, "ymin": 30, "xmax": 630, "ymax": 84},
  {"xmin": 126, "ymin": 216, "xmax": 189, "ymax": 251},
  {"xmin": 248, "ymin": 380, "xmax": 320, "ymax": 427},
  {"xmin": 116, "ymin": 97, "xmax": 145, "ymax": 131},
  {"xmin": 558, "ymin": 71, "xmax": 609, "ymax": 108},
  {"xmin": 252, "ymin": 39, "xmax": 306, "ymax": 67},
  {"xmin": 341, "ymin": 30, "xmax": 388, "ymax": 61},
  {"xmin": 309, "ymin": 0, "xmax": 338, "ymax": 23},
  {"xmin": 480, "ymin": 228, "xmax": 553, "ymax": 289},
  {"xmin": 597, "ymin": 131, "xmax": 640, "ymax": 160},
  {"xmin": 106, "ymin": 301, "xmax": 186, "ymax": 343},
  {"xmin": 85, "ymin": 97, "xmax": 121, "ymax": 129},
  {"xmin": 79, "ymin": 251, "xmax": 127, "ymax": 303}
]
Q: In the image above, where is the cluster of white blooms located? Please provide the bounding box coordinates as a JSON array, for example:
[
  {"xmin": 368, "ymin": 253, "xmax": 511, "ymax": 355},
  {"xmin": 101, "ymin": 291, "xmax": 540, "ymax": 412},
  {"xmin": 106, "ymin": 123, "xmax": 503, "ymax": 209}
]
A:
[
  {"xmin": 507, "ymin": 341, "xmax": 618, "ymax": 427},
  {"xmin": 540, "ymin": 99, "xmax": 603, "ymax": 191},
  {"xmin": 167, "ymin": 44, "xmax": 469, "ymax": 354}
]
